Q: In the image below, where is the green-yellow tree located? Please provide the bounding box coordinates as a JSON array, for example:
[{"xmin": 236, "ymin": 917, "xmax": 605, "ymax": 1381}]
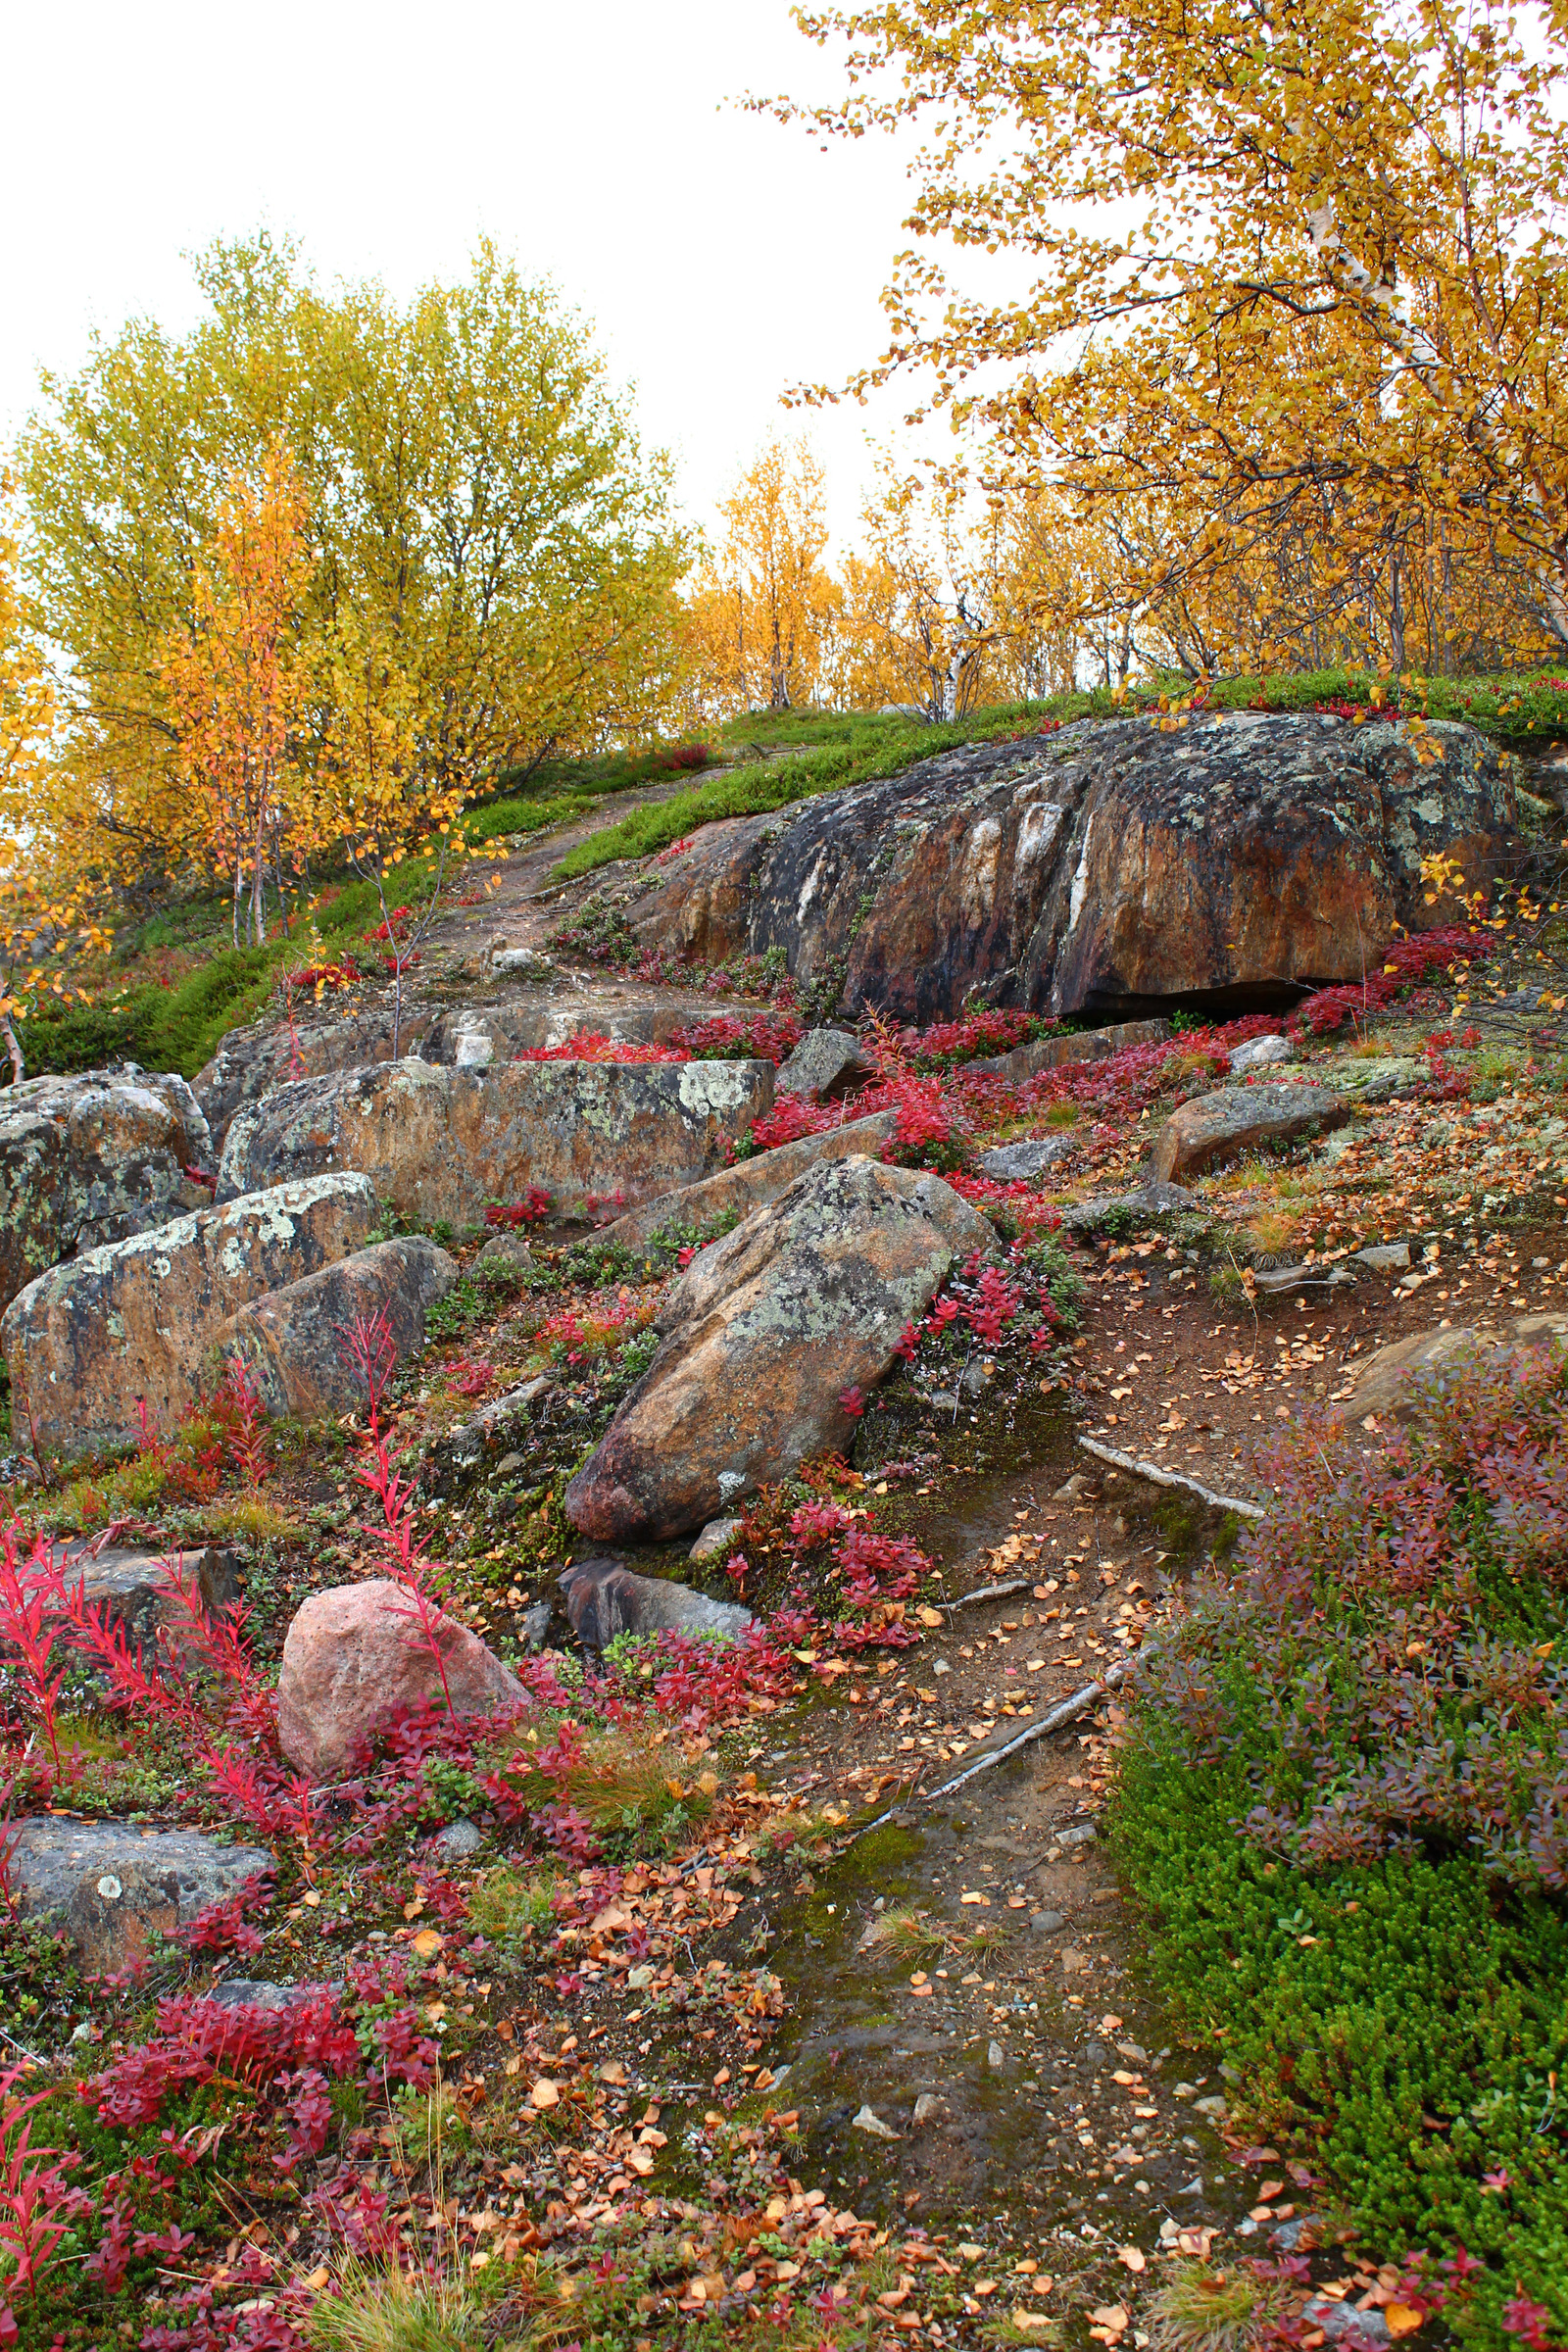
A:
[{"xmin": 21, "ymin": 236, "xmax": 689, "ymax": 895}]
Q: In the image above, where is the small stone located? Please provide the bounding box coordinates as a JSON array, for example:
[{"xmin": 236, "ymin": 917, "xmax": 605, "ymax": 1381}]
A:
[
  {"xmin": 495, "ymin": 1451, "xmax": 524, "ymax": 1477},
  {"xmin": 913, "ymin": 2092, "xmax": 942, "ymax": 2123},
  {"xmin": 520, "ymin": 1601, "xmax": 555, "ymax": 1651},
  {"xmin": 688, "ymin": 1516, "xmax": 744, "ymax": 1565},
  {"xmin": 559, "ymin": 1559, "xmax": 753, "ymax": 1648},
  {"xmin": 775, "ymin": 1028, "xmax": 879, "ymax": 1103},
  {"xmin": 851, "ymin": 2103, "xmax": 901, "ymax": 2140},
  {"xmin": 1350, "ymin": 1242, "xmax": 1411, "ymax": 1271},
  {"xmin": 1228, "ymin": 1034, "xmax": 1294, "ymax": 1074},
  {"xmin": 434, "ymin": 1819, "xmax": 483, "ymax": 1857},
  {"xmin": 1032, "ymin": 1910, "xmax": 1067, "ymax": 1934},
  {"xmin": 1056, "ymin": 1823, "xmax": 1098, "ymax": 1849},
  {"xmin": 978, "ymin": 1136, "xmax": 1074, "ymax": 1182},
  {"xmin": 987, "ymin": 2039, "xmax": 1006, "ymax": 2070},
  {"xmin": 930, "ymin": 1391, "xmax": 959, "ymax": 1413},
  {"xmin": 1302, "ymin": 2300, "xmax": 1392, "ymax": 2346},
  {"xmin": 475, "ymin": 1231, "xmax": 535, "ymax": 1280}
]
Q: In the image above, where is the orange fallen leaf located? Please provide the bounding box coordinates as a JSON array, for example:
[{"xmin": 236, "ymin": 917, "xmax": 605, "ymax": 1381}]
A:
[
  {"xmin": 1385, "ymin": 2307, "xmax": 1425, "ymax": 2339},
  {"xmin": 411, "ymin": 1928, "xmax": 444, "ymax": 1960},
  {"xmin": 530, "ymin": 2079, "xmax": 560, "ymax": 2109},
  {"xmin": 1117, "ymin": 2247, "xmax": 1147, "ymax": 2274}
]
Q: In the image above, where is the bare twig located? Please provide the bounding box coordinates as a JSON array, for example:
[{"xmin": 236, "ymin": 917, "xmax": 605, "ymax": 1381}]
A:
[{"xmin": 1076, "ymin": 1437, "xmax": 1266, "ymax": 1522}]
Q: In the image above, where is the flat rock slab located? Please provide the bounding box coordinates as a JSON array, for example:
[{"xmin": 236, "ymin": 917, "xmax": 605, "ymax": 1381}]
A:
[
  {"xmin": 978, "ymin": 1135, "xmax": 1074, "ymax": 1182},
  {"xmin": 2, "ymin": 1172, "xmax": 378, "ymax": 1458},
  {"xmin": 0, "ymin": 1067, "xmax": 214, "ymax": 1311},
  {"xmin": 215, "ymin": 1058, "xmax": 774, "ymax": 1226},
  {"xmin": 211, "ymin": 1237, "xmax": 458, "ymax": 1421},
  {"xmin": 1059, "ymin": 1182, "xmax": 1200, "ymax": 1235},
  {"xmin": 1152, "ymin": 1084, "xmax": 1352, "ymax": 1181},
  {"xmin": 277, "ymin": 1577, "xmax": 526, "ymax": 1783},
  {"xmin": 58, "ymin": 1540, "xmax": 240, "ymax": 1644},
  {"xmin": 560, "ymin": 1558, "xmax": 754, "ymax": 1647},
  {"xmin": 9, "ymin": 1818, "xmax": 271, "ymax": 1973},
  {"xmin": 1348, "ymin": 1313, "xmax": 1568, "ymax": 1422},
  {"xmin": 596, "ymin": 1109, "xmax": 900, "ymax": 1252},
  {"xmin": 565, "ymin": 1154, "xmax": 993, "ymax": 1542},
  {"xmin": 425, "ymin": 1373, "xmax": 555, "ymax": 1490},
  {"xmin": 967, "ymin": 1017, "xmax": 1171, "ymax": 1082}
]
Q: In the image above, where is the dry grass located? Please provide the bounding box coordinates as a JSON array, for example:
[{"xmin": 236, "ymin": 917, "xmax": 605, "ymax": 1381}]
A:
[
  {"xmin": 202, "ymin": 1493, "xmax": 297, "ymax": 1544},
  {"xmin": 307, "ymin": 2258, "xmax": 495, "ymax": 2352},
  {"xmin": 1147, "ymin": 2261, "xmax": 1293, "ymax": 2352}
]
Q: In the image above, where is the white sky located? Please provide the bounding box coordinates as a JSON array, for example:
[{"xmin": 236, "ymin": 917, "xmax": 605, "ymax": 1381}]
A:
[{"xmin": 0, "ymin": 0, "xmax": 954, "ymax": 554}]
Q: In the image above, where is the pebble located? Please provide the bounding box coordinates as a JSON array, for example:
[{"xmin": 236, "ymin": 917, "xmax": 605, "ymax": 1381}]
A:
[
  {"xmin": 1032, "ymin": 1910, "xmax": 1067, "ymax": 1934},
  {"xmin": 434, "ymin": 1819, "xmax": 483, "ymax": 1857}
]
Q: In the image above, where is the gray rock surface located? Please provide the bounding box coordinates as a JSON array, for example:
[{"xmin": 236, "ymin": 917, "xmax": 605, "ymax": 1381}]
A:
[
  {"xmin": 1151, "ymin": 1084, "xmax": 1352, "ymax": 1181},
  {"xmin": 775, "ymin": 1028, "xmax": 879, "ymax": 1102},
  {"xmin": 0, "ymin": 1067, "xmax": 215, "ymax": 1310},
  {"xmin": 9, "ymin": 1818, "xmax": 272, "ymax": 1971},
  {"xmin": 622, "ymin": 711, "xmax": 1515, "ymax": 1023},
  {"xmin": 977, "ymin": 1135, "xmax": 1074, "ymax": 1182},
  {"xmin": 58, "ymin": 1540, "xmax": 240, "ymax": 1645},
  {"xmin": 559, "ymin": 1558, "xmax": 754, "ymax": 1647},
  {"xmin": 194, "ymin": 1011, "xmax": 435, "ymax": 1146},
  {"xmin": 1059, "ymin": 1182, "xmax": 1200, "ymax": 1235},
  {"xmin": 210, "ymin": 1237, "xmax": 458, "ymax": 1422},
  {"xmin": 688, "ymin": 1515, "xmax": 744, "ymax": 1564},
  {"xmin": 1228, "ymin": 1033, "xmax": 1294, "ymax": 1074},
  {"xmin": 595, "ymin": 1109, "xmax": 901, "ymax": 1253},
  {"xmin": 1348, "ymin": 1313, "xmax": 1568, "ymax": 1421}
]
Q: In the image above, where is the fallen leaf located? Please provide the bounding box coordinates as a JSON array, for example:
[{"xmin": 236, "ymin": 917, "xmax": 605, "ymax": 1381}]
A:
[
  {"xmin": 1385, "ymin": 2308, "xmax": 1425, "ymax": 2339},
  {"xmin": 411, "ymin": 1928, "xmax": 444, "ymax": 1960},
  {"xmin": 1090, "ymin": 2307, "xmax": 1129, "ymax": 2337},
  {"xmin": 1117, "ymin": 2248, "xmax": 1147, "ymax": 2275},
  {"xmin": 530, "ymin": 2079, "xmax": 560, "ymax": 2109},
  {"xmin": 917, "ymin": 1606, "xmax": 945, "ymax": 1627}
]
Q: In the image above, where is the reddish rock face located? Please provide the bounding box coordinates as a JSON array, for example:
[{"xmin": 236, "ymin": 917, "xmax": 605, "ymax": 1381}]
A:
[
  {"xmin": 210, "ymin": 1237, "xmax": 459, "ymax": 1422},
  {"xmin": 215, "ymin": 1058, "xmax": 774, "ymax": 1225},
  {"xmin": 564, "ymin": 1155, "xmax": 993, "ymax": 1543},
  {"xmin": 624, "ymin": 713, "xmax": 1516, "ymax": 1024},
  {"xmin": 1150, "ymin": 1084, "xmax": 1353, "ymax": 1181},
  {"xmin": 1, "ymin": 1172, "xmax": 378, "ymax": 1458},
  {"xmin": 0, "ymin": 1067, "xmax": 215, "ymax": 1310},
  {"xmin": 277, "ymin": 1578, "xmax": 526, "ymax": 1783}
]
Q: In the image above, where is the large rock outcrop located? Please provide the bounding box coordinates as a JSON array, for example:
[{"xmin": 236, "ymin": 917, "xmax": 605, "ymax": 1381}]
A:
[
  {"xmin": 215, "ymin": 1057, "xmax": 773, "ymax": 1225},
  {"xmin": 0, "ymin": 1067, "xmax": 214, "ymax": 1310},
  {"xmin": 277, "ymin": 1579, "xmax": 526, "ymax": 1782},
  {"xmin": 2, "ymin": 1173, "xmax": 377, "ymax": 1456},
  {"xmin": 210, "ymin": 1237, "xmax": 459, "ymax": 1422},
  {"xmin": 623, "ymin": 712, "xmax": 1516, "ymax": 1024},
  {"xmin": 565, "ymin": 1155, "xmax": 993, "ymax": 1541}
]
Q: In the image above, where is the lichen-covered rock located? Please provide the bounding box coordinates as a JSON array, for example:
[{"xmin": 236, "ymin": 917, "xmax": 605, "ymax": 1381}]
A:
[
  {"xmin": 624, "ymin": 712, "xmax": 1515, "ymax": 1023},
  {"xmin": 1151, "ymin": 1084, "xmax": 1352, "ymax": 1181},
  {"xmin": 2, "ymin": 1173, "xmax": 377, "ymax": 1457},
  {"xmin": 775, "ymin": 1028, "xmax": 878, "ymax": 1102},
  {"xmin": 210, "ymin": 1238, "xmax": 459, "ymax": 1422},
  {"xmin": 560, "ymin": 1558, "xmax": 754, "ymax": 1646},
  {"xmin": 596, "ymin": 1108, "xmax": 900, "ymax": 1251},
  {"xmin": 193, "ymin": 1011, "xmax": 435, "ymax": 1146},
  {"xmin": 215, "ymin": 1057, "xmax": 773, "ymax": 1225},
  {"xmin": 1229, "ymin": 1033, "xmax": 1294, "ymax": 1075},
  {"xmin": 9, "ymin": 1818, "xmax": 271, "ymax": 1972},
  {"xmin": 277, "ymin": 1578, "xmax": 526, "ymax": 1782},
  {"xmin": 966, "ymin": 1017, "xmax": 1170, "ymax": 1081},
  {"xmin": 0, "ymin": 1067, "xmax": 215, "ymax": 1309},
  {"xmin": 565, "ymin": 1155, "xmax": 993, "ymax": 1542}
]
